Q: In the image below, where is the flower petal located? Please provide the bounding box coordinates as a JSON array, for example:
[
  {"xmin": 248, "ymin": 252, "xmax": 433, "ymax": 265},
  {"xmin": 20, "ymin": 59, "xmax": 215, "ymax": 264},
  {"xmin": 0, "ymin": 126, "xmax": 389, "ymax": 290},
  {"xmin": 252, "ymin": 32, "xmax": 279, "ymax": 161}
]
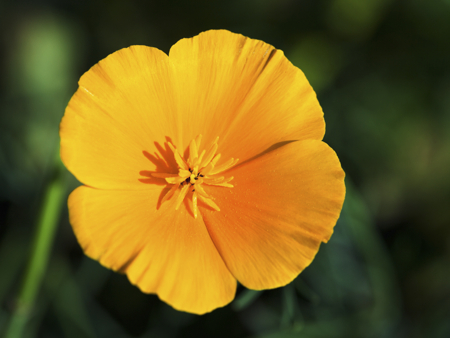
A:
[
  {"xmin": 69, "ymin": 185, "xmax": 236, "ymax": 314},
  {"xmin": 60, "ymin": 46, "xmax": 177, "ymax": 189},
  {"xmin": 169, "ymin": 29, "xmax": 325, "ymax": 163},
  {"xmin": 200, "ymin": 140, "xmax": 345, "ymax": 290}
]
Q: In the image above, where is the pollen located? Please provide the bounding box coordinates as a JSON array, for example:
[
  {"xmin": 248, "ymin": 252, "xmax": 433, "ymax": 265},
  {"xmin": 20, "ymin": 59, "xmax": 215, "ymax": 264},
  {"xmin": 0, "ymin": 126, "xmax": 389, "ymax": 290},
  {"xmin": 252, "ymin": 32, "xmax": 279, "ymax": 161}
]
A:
[{"xmin": 152, "ymin": 135, "xmax": 238, "ymax": 218}]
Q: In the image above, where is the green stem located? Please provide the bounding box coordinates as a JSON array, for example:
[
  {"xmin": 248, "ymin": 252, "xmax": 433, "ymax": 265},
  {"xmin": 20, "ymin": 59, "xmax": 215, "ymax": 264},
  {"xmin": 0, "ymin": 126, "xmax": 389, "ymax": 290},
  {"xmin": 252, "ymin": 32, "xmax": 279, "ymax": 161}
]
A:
[{"xmin": 4, "ymin": 158, "xmax": 66, "ymax": 338}]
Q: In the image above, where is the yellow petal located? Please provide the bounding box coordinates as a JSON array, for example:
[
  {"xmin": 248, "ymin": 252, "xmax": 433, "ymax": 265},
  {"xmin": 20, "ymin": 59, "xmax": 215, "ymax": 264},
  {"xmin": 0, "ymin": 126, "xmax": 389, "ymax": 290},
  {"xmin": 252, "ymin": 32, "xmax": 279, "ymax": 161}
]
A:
[
  {"xmin": 60, "ymin": 46, "xmax": 177, "ymax": 189},
  {"xmin": 200, "ymin": 140, "xmax": 345, "ymax": 290},
  {"xmin": 169, "ymin": 30, "xmax": 325, "ymax": 165},
  {"xmin": 69, "ymin": 186, "xmax": 236, "ymax": 314}
]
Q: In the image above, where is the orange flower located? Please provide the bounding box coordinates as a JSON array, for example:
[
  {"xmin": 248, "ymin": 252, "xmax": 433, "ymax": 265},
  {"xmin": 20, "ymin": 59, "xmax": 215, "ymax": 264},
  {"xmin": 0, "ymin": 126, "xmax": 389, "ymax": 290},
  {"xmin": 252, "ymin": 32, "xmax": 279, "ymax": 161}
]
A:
[{"xmin": 60, "ymin": 30, "xmax": 345, "ymax": 314}]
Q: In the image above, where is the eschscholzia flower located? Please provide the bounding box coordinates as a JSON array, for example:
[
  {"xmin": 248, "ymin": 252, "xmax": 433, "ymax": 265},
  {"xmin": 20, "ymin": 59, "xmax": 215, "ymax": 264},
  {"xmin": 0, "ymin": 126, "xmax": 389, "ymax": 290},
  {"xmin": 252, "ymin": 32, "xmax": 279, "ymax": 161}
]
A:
[{"xmin": 60, "ymin": 30, "xmax": 345, "ymax": 315}]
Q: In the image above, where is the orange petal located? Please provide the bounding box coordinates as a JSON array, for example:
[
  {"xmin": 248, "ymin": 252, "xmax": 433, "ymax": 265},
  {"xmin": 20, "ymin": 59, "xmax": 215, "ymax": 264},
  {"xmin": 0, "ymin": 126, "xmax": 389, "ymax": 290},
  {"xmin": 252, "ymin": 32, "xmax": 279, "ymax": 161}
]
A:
[
  {"xmin": 69, "ymin": 185, "xmax": 236, "ymax": 314},
  {"xmin": 60, "ymin": 46, "xmax": 177, "ymax": 189},
  {"xmin": 200, "ymin": 140, "xmax": 345, "ymax": 290},
  {"xmin": 169, "ymin": 29, "xmax": 325, "ymax": 163}
]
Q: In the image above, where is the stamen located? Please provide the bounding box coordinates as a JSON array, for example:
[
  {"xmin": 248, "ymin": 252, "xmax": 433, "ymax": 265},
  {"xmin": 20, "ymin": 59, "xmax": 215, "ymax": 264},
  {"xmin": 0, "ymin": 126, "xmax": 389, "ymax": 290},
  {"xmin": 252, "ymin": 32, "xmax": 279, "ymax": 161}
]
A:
[
  {"xmin": 210, "ymin": 153, "xmax": 221, "ymax": 166},
  {"xmin": 154, "ymin": 135, "xmax": 237, "ymax": 218},
  {"xmin": 209, "ymin": 158, "xmax": 239, "ymax": 175},
  {"xmin": 195, "ymin": 134, "xmax": 202, "ymax": 150},
  {"xmin": 195, "ymin": 149, "xmax": 206, "ymax": 167},
  {"xmin": 161, "ymin": 184, "xmax": 178, "ymax": 204},
  {"xmin": 175, "ymin": 184, "xmax": 190, "ymax": 210},
  {"xmin": 203, "ymin": 176, "xmax": 225, "ymax": 184},
  {"xmin": 189, "ymin": 139, "xmax": 198, "ymax": 165},
  {"xmin": 192, "ymin": 191, "xmax": 198, "ymax": 218},
  {"xmin": 194, "ymin": 184, "xmax": 209, "ymax": 198},
  {"xmin": 168, "ymin": 143, "xmax": 188, "ymax": 170},
  {"xmin": 198, "ymin": 194, "xmax": 220, "ymax": 211},
  {"xmin": 178, "ymin": 169, "xmax": 191, "ymax": 177},
  {"xmin": 165, "ymin": 176, "xmax": 186, "ymax": 184},
  {"xmin": 201, "ymin": 162, "xmax": 215, "ymax": 176},
  {"xmin": 209, "ymin": 176, "xmax": 234, "ymax": 188},
  {"xmin": 200, "ymin": 139, "xmax": 218, "ymax": 168}
]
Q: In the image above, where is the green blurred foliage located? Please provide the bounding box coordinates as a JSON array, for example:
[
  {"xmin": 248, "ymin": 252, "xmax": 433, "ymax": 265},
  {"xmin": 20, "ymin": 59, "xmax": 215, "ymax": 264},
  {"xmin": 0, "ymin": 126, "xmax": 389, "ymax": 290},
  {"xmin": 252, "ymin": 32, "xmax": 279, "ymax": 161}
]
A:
[
  {"xmin": 325, "ymin": 0, "xmax": 391, "ymax": 40},
  {"xmin": 1, "ymin": 0, "xmax": 450, "ymax": 337}
]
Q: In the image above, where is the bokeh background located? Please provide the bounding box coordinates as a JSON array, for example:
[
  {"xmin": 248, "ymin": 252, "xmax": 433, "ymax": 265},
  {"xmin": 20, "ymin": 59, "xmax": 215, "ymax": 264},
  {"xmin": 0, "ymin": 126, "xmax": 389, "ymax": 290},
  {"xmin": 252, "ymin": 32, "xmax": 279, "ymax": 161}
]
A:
[{"xmin": 1, "ymin": 0, "xmax": 450, "ymax": 337}]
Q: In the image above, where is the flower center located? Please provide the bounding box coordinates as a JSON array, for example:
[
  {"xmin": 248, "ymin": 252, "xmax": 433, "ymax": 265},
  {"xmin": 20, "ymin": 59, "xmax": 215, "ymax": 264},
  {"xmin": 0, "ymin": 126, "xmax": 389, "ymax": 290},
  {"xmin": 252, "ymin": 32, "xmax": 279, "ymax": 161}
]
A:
[{"xmin": 152, "ymin": 135, "xmax": 238, "ymax": 218}]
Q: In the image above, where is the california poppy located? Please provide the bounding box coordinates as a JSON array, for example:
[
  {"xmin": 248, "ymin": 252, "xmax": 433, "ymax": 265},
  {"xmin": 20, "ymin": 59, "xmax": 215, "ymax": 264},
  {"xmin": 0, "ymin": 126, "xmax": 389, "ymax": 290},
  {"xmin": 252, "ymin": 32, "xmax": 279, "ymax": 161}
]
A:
[{"xmin": 60, "ymin": 30, "xmax": 345, "ymax": 314}]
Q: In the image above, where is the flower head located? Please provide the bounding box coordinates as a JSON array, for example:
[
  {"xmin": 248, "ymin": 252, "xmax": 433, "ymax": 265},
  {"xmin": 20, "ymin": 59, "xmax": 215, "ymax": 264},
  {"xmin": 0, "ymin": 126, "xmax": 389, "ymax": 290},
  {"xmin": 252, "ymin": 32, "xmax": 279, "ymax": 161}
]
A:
[{"xmin": 60, "ymin": 30, "xmax": 345, "ymax": 314}]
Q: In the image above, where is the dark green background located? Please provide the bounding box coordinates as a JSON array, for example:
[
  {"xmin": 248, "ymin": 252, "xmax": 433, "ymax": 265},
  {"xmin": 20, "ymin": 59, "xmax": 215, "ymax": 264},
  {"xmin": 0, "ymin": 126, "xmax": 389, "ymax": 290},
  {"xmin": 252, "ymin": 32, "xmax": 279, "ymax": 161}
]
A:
[{"xmin": 1, "ymin": 0, "xmax": 450, "ymax": 337}]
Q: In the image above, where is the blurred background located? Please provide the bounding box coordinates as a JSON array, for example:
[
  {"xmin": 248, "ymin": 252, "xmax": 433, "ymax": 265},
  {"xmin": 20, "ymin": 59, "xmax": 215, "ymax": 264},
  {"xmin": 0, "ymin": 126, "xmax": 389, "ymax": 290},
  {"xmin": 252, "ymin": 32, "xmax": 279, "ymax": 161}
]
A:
[{"xmin": 1, "ymin": 0, "xmax": 450, "ymax": 337}]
